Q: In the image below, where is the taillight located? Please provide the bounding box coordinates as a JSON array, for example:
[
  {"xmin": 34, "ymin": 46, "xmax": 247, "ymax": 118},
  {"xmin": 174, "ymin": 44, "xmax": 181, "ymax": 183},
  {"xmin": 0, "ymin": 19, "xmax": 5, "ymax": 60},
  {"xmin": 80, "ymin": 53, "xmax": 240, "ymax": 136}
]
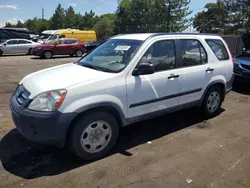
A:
[{"xmin": 225, "ymin": 42, "xmax": 234, "ymax": 64}]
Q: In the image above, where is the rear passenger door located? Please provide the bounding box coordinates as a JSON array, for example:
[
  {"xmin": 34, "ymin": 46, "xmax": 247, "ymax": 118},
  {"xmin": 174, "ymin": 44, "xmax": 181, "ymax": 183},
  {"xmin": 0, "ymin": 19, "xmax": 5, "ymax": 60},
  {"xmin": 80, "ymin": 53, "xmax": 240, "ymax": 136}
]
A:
[
  {"xmin": 16, "ymin": 40, "xmax": 31, "ymax": 53},
  {"xmin": 66, "ymin": 39, "xmax": 77, "ymax": 54},
  {"xmin": 178, "ymin": 38, "xmax": 213, "ymax": 105}
]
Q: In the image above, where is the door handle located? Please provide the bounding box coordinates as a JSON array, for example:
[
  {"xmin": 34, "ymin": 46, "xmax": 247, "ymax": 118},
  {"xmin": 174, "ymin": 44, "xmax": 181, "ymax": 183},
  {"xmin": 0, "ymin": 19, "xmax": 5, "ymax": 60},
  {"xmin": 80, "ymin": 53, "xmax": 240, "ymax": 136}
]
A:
[
  {"xmin": 168, "ymin": 74, "xmax": 180, "ymax": 79},
  {"xmin": 206, "ymin": 68, "xmax": 214, "ymax": 72}
]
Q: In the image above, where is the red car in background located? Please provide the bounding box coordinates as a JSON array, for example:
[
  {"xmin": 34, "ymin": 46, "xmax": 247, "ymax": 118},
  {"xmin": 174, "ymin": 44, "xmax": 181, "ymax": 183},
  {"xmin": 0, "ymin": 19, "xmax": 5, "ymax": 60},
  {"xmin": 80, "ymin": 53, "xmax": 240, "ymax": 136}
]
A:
[{"xmin": 32, "ymin": 38, "xmax": 86, "ymax": 59}]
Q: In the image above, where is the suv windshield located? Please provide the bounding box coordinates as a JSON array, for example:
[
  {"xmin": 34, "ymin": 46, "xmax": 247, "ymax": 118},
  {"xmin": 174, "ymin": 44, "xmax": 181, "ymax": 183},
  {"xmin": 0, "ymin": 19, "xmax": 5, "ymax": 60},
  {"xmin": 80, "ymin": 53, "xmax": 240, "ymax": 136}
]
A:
[
  {"xmin": 45, "ymin": 34, "xmax": 59, "ymax": 44},
  {"xmin": 76, "ymin": 39, "xmax": 142, "ymax": 73}
]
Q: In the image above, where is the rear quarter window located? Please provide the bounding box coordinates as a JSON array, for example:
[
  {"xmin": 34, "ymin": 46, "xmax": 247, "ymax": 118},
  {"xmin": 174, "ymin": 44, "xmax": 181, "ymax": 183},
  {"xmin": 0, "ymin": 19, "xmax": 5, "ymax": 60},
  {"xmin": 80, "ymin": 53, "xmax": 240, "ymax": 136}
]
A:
[{"xmin": 206, "ymin": 39, "xmax": 229, "ymax": 61}]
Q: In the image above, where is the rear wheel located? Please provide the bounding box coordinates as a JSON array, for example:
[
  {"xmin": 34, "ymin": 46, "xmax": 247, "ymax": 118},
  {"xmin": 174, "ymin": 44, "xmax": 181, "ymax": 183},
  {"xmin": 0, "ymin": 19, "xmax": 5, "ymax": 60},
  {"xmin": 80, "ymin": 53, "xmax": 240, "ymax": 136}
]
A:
[
  {"xmin": 69, "ymin": 112, "xmax": 119, "ymax": 161},
  {"xmin": 75, "ymin": 49, "xmax": 83, "ymax": 57},
  {"xmin": 43, "ymin": 51, "xmax": 52, "ymax": 59},
  {"xmin": 202, "ymin": 86, "xmax": 223, "ymax": 118},
  {"xmin": 27, "ymin": 48, "xmax": 32, "ymax": 55}
]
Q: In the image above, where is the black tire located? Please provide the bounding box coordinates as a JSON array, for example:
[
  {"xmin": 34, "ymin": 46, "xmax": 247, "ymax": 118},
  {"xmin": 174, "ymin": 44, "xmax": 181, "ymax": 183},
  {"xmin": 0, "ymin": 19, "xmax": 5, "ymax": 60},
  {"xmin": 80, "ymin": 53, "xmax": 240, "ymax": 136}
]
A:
[
  {"xmin": 202, "ymin": 86, "xmax": 224, "ymax": 118},
  {"xmin": 28, "ymin": 48, "xmax": 32, "ymax": 55},
  {"xmin": 0, "ymin": 50, "xmax": 2, "ymax": 56},
  {"xmin": 43, "ymin": 51, "xmax": 52, "ymax": 59},
  {"xmin": 75, "ymin": 49, "xmax": 83, "ymax": 57},
  {"xmin": 69, "ymin": 112, "xmax": 119, "ymax": 161}
]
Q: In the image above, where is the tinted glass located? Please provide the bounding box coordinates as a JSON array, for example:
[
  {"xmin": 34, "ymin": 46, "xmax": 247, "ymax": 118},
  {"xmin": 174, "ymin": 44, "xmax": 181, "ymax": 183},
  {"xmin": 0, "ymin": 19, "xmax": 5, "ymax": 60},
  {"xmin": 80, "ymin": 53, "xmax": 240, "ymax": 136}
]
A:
[
  {"xmin": 6, "ymin": 40, "xmax": 18, "ymax": 45},
  {"xmin": 70, "ymin": 40, "xmax": 77, "ymax": 44},
  {"xmin": 206, "ymin": 39, "xmax": 229, "ymax": 60},
  {"xmin": 180, "ymin": 39, "xmax": 207, "ymax": 67},
  {"xmin": 141, "ymin": 40, "xmax": 176, "ymax": 72},
  {"xmin": 18, "ymin": 40, "xmax": 31, "ymax": 44},
  {"xmin": 0, "ymin": 31, "xmax": 12, "ymax": 42}
]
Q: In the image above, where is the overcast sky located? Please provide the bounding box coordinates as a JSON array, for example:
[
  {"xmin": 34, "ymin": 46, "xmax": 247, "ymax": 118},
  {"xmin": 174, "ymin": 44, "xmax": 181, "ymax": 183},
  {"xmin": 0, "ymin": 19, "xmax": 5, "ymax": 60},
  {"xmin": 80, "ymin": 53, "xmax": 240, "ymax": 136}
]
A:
[{"xmin": 0, "ymin": 0, "xmax": 215, "ymax": 27}]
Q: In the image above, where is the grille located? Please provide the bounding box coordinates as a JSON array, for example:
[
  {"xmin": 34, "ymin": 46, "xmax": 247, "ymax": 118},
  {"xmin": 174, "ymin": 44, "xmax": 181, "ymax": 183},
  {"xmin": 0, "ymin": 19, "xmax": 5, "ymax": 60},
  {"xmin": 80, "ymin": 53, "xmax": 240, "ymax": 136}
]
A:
[
  {"xmin": 15, "ymin": 85, "xmax": 30, "ymax": 105},
  {"xmin": 241, "ymin": 64, "xmax": 250, "ymax": 71}
]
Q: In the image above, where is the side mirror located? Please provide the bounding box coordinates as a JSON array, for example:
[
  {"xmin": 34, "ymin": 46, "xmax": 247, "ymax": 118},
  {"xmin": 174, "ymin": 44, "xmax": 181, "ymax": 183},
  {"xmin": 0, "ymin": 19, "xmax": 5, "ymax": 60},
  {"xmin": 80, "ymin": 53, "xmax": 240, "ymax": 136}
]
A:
[
  {"xmin": 132, "ymin": 61, "xmax": 155, "ymax": 76},
  {"xmin": 3, "ymin": 43, "xmax": 6, "ymax": 46}
]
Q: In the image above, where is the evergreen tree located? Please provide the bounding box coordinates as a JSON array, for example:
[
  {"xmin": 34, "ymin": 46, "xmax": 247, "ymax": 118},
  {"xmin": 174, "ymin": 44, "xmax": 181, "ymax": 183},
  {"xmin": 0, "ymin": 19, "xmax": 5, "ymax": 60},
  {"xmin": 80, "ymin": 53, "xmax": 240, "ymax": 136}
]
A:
[{"xmin": 50, "ymin": 4, "xmax": 65, "ymax": 29}]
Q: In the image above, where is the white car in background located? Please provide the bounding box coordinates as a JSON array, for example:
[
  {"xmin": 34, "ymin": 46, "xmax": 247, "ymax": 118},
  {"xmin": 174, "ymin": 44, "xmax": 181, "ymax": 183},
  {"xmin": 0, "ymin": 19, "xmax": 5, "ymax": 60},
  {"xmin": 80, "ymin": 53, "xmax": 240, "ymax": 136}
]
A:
[{"xmin": 0, "ymin": 39, "xmax": 40, "ymax": 56}]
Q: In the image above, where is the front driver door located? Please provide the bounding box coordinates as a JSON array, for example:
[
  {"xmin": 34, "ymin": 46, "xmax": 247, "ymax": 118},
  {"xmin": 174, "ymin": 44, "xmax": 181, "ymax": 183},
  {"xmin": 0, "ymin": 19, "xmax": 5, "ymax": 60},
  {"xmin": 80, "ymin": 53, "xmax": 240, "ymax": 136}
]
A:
[
  {"xmin": 126, "ymin": 39, "xmax": 181, "ymax": 120},
  {"xmin": 54, "ymin": 39, "xmax": 68, "ymax": 55},
  {"xmin": 3, "ymin": 40, "xmax": 18, "ymax": 54}
]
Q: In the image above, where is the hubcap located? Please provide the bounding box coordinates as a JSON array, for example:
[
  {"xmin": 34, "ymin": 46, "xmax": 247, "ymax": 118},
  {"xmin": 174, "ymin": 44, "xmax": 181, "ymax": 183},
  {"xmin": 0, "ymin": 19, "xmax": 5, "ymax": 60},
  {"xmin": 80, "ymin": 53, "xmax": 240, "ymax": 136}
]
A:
[
  {"xmin": 207, "ymin": 91, "xmax": 220, "ymax": 113},
  {"xmin": 76, "ymin": 50, "xmax": 82, "ymax": 57},
  {"xmin": 80, "ymin": 121, "xmax": 112, "ymax": 153},
  {"xmin": 45, "ymin": 51, "xmax": 51, "ymax": 58}
]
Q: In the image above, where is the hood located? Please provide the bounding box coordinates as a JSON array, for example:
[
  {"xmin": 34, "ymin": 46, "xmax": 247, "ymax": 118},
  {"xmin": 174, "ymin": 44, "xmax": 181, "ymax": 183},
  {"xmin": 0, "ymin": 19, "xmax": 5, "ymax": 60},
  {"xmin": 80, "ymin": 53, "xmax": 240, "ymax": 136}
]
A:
[{"xmin": 21, "ymin": 63, "xmax": 115, "ymax": 98}]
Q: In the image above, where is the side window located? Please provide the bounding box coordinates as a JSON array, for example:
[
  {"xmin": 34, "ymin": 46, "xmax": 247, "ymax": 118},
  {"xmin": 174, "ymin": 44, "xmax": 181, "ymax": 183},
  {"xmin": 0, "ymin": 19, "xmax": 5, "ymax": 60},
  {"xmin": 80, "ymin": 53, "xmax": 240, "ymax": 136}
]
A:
[
  {"xmin": 206, "ymin": 39, "xmax": 229, "ymax": 61},
  {"xmin": 180, "ymin": 39, "xmax": 207, "ymax": 67},
  {"xmin": 18, "ymin": 40, "xmax": 30, "ymax": 44},
  {"xmin": 55, "ymin": 40, "xmax": 62, "ymax": 45},
  {"xmin": 64, "ymin": 40, "xmax": 69, "ymax": 44},
  {"xmin": 140, "ymin": 40, "xmax": 176, "ymax": 72},
  {"xmin": 6, "ymin": 40, "xmax": 17, "ymax": 45}
]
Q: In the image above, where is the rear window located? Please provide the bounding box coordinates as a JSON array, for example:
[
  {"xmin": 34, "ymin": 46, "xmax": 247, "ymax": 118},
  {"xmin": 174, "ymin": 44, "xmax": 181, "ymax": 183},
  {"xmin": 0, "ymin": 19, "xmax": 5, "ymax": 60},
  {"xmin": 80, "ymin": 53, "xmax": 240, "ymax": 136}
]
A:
[{"xmin": 206, "ymin": 39, "xmax": 229, "ymax": 61}]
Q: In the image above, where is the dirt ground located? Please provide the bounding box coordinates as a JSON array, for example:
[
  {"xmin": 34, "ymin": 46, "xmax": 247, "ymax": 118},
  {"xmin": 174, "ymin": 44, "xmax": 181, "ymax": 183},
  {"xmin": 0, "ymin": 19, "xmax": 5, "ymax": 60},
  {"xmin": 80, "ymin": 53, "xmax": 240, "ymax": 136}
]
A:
[{"xmin": 0, "ymin": 55, "xmax": 250, "ymax": 188}]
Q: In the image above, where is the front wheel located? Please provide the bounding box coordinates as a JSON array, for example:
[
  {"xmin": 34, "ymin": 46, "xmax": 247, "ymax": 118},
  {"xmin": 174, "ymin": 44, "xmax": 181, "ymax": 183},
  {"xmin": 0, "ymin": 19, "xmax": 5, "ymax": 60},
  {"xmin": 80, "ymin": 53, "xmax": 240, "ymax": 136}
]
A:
[
  {"xmin": 75, "ymin": 49, "xmax": 83, "ymax": 57},
  {"xmin": 202, "ymin": 86, "xmax": 223, "ymax": 118},
  {"xmin": 69, "ymin": 112, "xmax": 119, "ymax": 160},
  {"xmin": 27, "ymin": 48, "xmax": 32, "ymax": 55},
  {"xmin": 0, "ymin": 50, "xmax": 2, "ymax": 56},
  {"xmin": 43, "ymin": 51, "xmax": 52, "ymax": 59}
]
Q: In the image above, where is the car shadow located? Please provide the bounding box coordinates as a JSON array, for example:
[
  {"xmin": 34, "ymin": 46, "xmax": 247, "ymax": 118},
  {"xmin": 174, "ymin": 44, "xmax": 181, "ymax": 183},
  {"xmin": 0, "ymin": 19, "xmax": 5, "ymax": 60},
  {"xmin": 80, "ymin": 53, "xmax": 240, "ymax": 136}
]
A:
[
  {"xmin": 1, "ymin": 54, "xmax": 30, "ymax": 57},
  {"xmin": 232, "ymin": 80, "xmax": 250, "ymax": 95},
  {"xmin": 0, "ymin": 107, "xmax": 225, "ymax": 179}
]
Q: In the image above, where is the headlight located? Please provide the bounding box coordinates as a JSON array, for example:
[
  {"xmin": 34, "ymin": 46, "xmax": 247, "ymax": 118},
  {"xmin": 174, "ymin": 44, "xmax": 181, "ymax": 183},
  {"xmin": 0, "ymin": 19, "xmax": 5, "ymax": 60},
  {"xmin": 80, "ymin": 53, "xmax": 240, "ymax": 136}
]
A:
[{"xmin": 28, "ymin": 89, "xmax": 67, "ymax": 112}]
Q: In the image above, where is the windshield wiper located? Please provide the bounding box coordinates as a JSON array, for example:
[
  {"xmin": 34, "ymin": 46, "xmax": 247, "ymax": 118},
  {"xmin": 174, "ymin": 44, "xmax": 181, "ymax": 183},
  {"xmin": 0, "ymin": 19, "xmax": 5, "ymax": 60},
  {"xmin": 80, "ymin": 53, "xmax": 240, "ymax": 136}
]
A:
[{"xmin": 80, "ymin": 63, "xmax": 104, "ymax": 72}]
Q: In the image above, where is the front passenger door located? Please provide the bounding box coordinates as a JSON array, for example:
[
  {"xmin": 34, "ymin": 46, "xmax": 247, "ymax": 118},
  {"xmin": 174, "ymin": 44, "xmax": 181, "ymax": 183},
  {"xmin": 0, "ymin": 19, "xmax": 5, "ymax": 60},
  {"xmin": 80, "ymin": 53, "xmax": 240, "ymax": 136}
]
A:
[{"xmin": 126, "ymin": 39, "xmax": 181, "ymax": 119}]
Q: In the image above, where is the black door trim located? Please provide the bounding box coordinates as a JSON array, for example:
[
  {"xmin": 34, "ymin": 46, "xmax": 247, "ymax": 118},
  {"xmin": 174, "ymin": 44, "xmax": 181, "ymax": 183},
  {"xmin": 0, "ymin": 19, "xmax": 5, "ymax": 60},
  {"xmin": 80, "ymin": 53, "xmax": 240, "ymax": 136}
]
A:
[{"xmin": 129, "ymin": 88, "xmax": 202, "ymax": 108}]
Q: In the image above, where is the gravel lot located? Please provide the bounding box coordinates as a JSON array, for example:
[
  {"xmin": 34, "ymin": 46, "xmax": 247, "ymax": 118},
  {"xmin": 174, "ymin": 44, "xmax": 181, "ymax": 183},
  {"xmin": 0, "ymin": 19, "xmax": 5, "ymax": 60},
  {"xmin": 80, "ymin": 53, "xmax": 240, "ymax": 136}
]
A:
[{"xmin": 0, "ymin": 55, "xmax": 250, "ymax": 188}]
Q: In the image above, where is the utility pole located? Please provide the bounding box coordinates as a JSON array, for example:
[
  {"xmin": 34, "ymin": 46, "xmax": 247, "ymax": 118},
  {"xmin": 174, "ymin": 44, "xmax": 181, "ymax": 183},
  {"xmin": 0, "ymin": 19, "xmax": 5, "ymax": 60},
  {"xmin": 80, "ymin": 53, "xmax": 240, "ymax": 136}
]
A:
[
  {"xmin": 42, "ymin": 8, "xmax": 44, "ymax": 20},
  {"xmin": 166, "ymin": 0, "xmax": 171, "ymax": 32}
]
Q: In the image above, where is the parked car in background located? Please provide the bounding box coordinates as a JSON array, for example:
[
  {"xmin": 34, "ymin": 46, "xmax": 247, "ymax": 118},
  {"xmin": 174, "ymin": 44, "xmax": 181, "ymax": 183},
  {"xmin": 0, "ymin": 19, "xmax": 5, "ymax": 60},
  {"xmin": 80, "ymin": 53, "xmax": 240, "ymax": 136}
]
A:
[
  {"xmin": 0, "ymin": 39, "xmax": 40, "ymax": 55},
  {"xmin": 10, "ymin": 33, "xmax": 234, "ymax": 160},
  {"xmin": 45, "ymin": 29, "xmax": 97, "ymax": 44},
  {"xmin": 234, "ymin": 51, "xmax": 250, "ymax": 82},
  {"xmin": 85, "ymin": 41, "xmax": 100, "ymax": 52},
  {"xmin": 32, "ymin": 38, "xmax": 86, "ymax": 59}
]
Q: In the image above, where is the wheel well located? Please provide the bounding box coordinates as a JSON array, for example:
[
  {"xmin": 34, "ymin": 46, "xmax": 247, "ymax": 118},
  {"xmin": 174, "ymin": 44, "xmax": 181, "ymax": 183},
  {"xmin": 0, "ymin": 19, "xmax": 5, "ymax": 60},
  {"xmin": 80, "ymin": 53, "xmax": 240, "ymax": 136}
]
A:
[
  {"xmin": 65, "ymin": 106, "xmax": 123, "ymax": 146},
  {"xmin": 206, "ymin": 82, "xmax": 226, "ymax": 101},
  {"xmin": 75, "ymin": 49, "xmax": 83, "ymax": 53}
]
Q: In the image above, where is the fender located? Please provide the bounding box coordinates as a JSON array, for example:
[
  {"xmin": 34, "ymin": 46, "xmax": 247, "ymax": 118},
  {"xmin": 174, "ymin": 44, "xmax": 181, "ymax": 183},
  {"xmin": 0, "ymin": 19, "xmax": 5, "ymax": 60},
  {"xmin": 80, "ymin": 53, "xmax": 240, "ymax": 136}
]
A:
[
  {"xmin": 200, "ymin": 79, "xmax": 226, "ymax": 105},
  {"xmin": 60, "ymin": 95, "xmax": 127, "ymax": 126}
]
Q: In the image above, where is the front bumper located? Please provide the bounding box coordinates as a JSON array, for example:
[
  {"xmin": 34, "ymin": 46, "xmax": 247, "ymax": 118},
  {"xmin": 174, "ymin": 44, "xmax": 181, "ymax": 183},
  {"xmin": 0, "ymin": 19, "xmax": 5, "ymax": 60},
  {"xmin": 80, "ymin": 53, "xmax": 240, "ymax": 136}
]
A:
[
  {"xmin": 31, "ymin": 49, "xmax": 43, "ymax": 56},
  {"xmin": 234, "ymin": 64, "xmax": 250, "ymax": 82},
  {"xmin": 10, "ymin": 86, "xmax": 75, "ymax": 147}
]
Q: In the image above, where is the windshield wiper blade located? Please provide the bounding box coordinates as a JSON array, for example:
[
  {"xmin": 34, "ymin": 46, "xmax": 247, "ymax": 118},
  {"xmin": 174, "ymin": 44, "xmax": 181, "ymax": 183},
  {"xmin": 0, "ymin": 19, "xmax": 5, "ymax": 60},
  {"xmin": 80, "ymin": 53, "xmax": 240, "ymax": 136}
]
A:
[{"xmin": 80, "ymin": 63, "xmax": 104, "ymax": 72}]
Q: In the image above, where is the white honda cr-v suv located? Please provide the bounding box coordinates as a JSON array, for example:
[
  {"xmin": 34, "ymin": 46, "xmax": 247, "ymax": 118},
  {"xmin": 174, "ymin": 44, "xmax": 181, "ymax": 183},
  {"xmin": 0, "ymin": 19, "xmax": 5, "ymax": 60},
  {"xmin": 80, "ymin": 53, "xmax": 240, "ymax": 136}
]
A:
[{"xmin": 10, "ymin": 33, "xmax": 234, "ymax": 160}]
